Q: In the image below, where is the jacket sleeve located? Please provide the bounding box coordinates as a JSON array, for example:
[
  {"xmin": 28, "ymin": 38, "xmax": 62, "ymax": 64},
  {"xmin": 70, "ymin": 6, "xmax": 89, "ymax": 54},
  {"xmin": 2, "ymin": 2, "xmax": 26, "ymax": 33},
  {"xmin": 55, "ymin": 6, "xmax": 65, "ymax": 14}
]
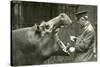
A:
[{"xmin": 74, "ymin": 30, "xmax": 94, "ymax": 53}]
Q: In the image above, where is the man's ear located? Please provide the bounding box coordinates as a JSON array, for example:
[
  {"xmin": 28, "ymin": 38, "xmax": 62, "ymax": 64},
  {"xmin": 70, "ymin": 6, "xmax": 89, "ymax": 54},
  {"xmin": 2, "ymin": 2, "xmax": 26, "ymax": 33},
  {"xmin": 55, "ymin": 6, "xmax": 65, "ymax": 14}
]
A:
[
  {"xmin": 84, "ymin": 16, "xmax": 88, "ymax": 20},
  {"xmin": 80, "ymin": 17, "xmax": 85, "ymax": 21}
]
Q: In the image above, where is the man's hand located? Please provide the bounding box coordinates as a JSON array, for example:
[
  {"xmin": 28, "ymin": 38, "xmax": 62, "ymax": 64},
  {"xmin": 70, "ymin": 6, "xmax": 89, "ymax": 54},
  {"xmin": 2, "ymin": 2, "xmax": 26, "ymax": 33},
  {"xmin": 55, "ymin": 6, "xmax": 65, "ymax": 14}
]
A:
[
  {"xmin": 69, "ymin": 47, "xmax": 75, "ymax": 53},
  {"xmin": 70, "ymin": 36, "xmax": 77, "ymax": 42}
]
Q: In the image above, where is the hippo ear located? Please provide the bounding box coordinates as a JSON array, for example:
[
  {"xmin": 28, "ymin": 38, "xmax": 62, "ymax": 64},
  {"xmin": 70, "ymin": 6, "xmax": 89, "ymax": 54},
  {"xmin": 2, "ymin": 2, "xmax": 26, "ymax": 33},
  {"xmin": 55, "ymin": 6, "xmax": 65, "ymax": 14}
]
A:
[
  {"xmin": 39, "ymin": 21, "xmax": 46, "ymax": 27},
  {"xmin": 32, "ymin": 24, "xmax": 38, "ymax": 30},
  {"xmin": 59, "ymin": 13, "xmax": 65, "ymax": 18},
  {"xmin": 39, "ymin": 21, "xmax": 47, "ymax": 30},
  {"xmin": 59, "ymin": 13, "xmax": 67, "ymax": 21}
]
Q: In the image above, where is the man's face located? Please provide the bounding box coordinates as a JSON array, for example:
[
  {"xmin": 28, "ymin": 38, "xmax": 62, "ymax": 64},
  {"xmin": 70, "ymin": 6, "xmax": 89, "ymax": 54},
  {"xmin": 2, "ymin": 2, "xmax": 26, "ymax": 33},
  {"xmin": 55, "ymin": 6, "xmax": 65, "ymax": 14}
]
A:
[{"xmin": 77, "ymin": 17, "xmax": 86, "ymax": 26}]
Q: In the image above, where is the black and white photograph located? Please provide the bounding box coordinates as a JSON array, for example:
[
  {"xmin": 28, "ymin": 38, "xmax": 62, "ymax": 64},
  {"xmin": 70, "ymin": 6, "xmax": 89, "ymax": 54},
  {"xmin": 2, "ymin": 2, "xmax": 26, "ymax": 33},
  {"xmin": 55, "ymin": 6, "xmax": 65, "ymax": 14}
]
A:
[{"xmin": 11, "ymin": 0, "xmax": 97, "ymax": 66}]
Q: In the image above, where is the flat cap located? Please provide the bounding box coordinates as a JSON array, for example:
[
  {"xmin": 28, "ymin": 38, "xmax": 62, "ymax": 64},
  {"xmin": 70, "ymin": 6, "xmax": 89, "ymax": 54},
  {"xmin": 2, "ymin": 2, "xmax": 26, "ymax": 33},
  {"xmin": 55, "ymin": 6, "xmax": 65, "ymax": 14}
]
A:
[{"xmin": 75, "ymin": 10, "xmax": 88, "ymax": 19}]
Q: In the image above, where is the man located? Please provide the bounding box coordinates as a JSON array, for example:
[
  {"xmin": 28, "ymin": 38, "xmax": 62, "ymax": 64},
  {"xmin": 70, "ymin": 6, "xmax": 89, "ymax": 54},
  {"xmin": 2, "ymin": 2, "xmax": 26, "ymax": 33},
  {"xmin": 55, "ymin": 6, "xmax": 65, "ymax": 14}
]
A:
[{"xmin": 67, "ymin": 11, "xmax": 97, "ymax": 62}]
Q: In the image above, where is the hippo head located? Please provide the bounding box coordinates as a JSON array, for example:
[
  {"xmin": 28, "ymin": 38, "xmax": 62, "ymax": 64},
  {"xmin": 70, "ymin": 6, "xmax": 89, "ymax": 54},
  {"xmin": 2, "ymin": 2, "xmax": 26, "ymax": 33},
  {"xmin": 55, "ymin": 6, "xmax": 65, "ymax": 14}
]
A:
[{"xmin": 38, "ymin": 13, "xmax": 72, "ymax": 36}]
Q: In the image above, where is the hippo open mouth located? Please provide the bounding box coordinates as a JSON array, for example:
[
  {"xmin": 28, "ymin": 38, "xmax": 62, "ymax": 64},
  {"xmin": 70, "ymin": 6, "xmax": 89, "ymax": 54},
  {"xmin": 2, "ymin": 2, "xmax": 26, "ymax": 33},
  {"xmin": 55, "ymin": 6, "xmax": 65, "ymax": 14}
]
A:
[
  {"xmin": 53, "ymin": 21, "xmax": 70, "ymax": 33},
  {"xmin": 39, "ymin": 13, "xmax": 72, "ymax": 35}
]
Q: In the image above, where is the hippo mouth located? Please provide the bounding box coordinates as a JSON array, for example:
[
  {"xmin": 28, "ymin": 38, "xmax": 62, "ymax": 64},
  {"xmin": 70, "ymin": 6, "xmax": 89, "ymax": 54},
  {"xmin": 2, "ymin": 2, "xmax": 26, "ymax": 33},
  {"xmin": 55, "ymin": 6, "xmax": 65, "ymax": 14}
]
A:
[
  {"xmin": 54, "ymin": 26, "xmax": 64, "ymax": 33},
  {"xmin": 54, "ymin": 23, "xmax": 68, "ymax": 34}
]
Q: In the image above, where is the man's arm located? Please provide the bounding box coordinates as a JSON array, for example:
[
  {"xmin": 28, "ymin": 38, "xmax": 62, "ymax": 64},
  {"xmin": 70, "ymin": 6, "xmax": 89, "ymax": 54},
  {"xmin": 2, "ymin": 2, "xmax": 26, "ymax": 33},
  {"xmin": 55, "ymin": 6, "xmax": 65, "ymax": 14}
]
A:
[{"xmin": 74, "ymin": 30, "xmax": 94, "ymax": 53}]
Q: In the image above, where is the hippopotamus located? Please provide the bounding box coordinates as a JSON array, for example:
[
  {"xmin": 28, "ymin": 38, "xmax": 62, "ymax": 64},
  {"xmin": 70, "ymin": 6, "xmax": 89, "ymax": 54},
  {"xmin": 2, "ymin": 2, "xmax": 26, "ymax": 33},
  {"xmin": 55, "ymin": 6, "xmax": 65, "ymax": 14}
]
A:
[{"xmin": 11, "ymin": 13, "xmax": 72, "ymax": 66}]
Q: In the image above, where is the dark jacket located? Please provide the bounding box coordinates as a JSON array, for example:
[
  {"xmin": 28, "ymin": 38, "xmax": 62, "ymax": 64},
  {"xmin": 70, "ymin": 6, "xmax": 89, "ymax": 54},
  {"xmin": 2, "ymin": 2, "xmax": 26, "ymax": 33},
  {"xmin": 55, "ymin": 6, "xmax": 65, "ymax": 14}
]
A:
[{"xmin": 73, "ymin": 22, "xmax": 96, "ymax": 62}]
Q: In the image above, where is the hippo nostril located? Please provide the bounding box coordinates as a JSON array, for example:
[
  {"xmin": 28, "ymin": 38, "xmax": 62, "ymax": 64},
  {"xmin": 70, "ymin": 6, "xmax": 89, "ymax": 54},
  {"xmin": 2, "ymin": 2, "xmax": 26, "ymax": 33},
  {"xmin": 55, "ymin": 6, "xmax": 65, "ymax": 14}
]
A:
[{"xmin": 45, "ymin": 25, "xmax": 50, "ymax": 29}]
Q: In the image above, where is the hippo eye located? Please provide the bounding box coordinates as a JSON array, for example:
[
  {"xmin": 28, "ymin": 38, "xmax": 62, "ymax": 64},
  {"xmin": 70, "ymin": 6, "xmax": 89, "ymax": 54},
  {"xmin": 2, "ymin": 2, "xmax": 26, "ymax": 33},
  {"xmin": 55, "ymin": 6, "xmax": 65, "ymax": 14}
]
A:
[{"xmin": 45, "ymin": 25, "xmax": 50, "ymax": 29}]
